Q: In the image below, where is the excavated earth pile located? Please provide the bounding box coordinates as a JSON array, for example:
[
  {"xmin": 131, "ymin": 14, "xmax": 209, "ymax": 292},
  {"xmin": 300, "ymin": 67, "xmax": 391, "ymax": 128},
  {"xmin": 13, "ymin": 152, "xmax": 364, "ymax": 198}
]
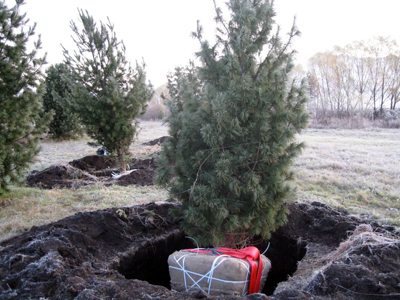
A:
[
  {"xmin": 26, "ymin": 156, "xmax": 156, "ymax": 189},
  {"xmin": 26, "ymin": 136, "xmax": 167, "ymax": 189},
  {"xmin": 1, "ymin": 201, "xmax": 399, "ymax": 299},
  {"xmin": 141, "ymin": 136, "xmax": 169, "ymax": 146},
  {"xmin": 266, "ymin": 202, "xmax": 400, "ymax": 300}
]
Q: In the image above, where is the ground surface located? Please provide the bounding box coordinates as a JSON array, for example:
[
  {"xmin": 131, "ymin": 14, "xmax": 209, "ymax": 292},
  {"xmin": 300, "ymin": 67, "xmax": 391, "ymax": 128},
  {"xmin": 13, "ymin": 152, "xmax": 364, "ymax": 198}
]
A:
[
  {"xmin": 29, "ymin": 123, "xmax": 400, "ymax": 227},
  {"xmin": 294, "ymin": 128, "xmax": 400, "ymax": 226},
  {"xmin": 1, "ymin": 201, "xmax": 399, "ymax": 299},
  {"xmin": 1, "ymin": 123, "xmax": 399, "ymax": 299}
]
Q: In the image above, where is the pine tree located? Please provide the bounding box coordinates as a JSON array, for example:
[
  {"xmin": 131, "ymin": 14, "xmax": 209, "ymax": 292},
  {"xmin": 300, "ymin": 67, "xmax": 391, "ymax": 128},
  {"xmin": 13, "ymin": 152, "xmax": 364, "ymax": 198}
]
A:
[
  {"xmin": 0, "ymin": 0, "xmax": 51, "ymax": 194},
  {"xmin": 63, "ymin": 10, "xmax": 153, "ymax": 168},
  {"xmin": 42, "ymin": 63, "xmax": 83, "ymax": 139},
  {"xmin": 156, "ymin": 0, "xmax": 309, "ymax": 248}
]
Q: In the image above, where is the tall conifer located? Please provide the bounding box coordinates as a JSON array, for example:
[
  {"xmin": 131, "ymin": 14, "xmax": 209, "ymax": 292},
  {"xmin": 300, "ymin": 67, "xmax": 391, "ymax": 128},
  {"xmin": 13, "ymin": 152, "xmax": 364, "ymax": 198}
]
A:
[
  {"xmin": 0, "ymin": 0, "xmax": 50, "ymax": 194},
  {"xmin": 156, "ymin": 0, "xmax": 309, "ymax": 247},
  {"xmin": 63, "ymin": 10, "xmax": 153, "ymax": 168}
]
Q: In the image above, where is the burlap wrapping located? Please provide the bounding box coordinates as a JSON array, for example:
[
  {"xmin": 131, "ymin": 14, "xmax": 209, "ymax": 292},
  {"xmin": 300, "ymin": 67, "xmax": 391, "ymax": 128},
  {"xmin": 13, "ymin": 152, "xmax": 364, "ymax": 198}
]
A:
[{"xmin": 168, "ymin": 250, "xmax": 271, "ymax": 296}]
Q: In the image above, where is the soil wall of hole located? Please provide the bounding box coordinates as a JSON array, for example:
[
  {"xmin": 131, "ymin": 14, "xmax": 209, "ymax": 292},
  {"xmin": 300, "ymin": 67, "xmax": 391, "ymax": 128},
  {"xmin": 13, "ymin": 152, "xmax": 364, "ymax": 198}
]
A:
[{"xmin": 115, "ymin": 224, "xmax": 307, "ymax": 296}]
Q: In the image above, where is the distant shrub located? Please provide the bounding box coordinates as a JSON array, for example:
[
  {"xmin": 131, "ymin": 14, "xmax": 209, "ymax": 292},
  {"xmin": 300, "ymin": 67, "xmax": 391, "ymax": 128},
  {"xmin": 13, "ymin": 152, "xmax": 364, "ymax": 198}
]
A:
[
  {"xmin": 141, "ymin": 102, "xmax": 169, "ymax": 120},
  {"xmin": 141, "ymin": 87, "xmax": 170, "ymax": 120},
  {"xmin": 42, "ymin": 64, "xmax": 83, "ymax": 139}
]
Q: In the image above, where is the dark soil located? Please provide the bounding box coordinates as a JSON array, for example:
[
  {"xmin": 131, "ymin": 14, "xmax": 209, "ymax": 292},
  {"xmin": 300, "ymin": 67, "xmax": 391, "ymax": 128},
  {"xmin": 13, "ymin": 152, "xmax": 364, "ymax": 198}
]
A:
[
  {"xmin": 142, "ymin": 136, "xmax": 169, "ymax": 146},
  {"xmin": 27, "ymin": 156, "xmax": 156, "ymax": 189},
  {"xmin": 69, "ymin": 155, "xmax": 117, "ymax": 172},
  {"xmin": 1, "ymin": 201, "xmax": 399, "ymax": 299},
  {"xmin": 266, "ymin": 202, "xmax": 400, "ymax": 300}
]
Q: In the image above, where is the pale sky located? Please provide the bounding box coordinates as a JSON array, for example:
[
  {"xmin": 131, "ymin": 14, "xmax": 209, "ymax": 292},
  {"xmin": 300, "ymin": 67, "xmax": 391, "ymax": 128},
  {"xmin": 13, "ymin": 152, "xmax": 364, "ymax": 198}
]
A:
[{"xmin": 13, "ymin": 0, "xmax": 400, "ymax": 87}]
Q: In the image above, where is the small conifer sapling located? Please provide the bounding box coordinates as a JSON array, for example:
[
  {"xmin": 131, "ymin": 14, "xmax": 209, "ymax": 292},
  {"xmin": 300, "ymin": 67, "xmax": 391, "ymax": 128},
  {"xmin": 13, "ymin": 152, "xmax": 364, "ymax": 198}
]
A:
[{"xmin": 63, "ymin": 10, "xmax": 153, "ymax": 170}]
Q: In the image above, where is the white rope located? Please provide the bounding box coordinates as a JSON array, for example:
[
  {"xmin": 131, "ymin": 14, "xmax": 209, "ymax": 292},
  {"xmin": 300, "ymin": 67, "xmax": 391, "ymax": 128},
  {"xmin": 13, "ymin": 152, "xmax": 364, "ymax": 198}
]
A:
[
  {"xmin": 185, "ymin": 236, "xmax": 200, "ymax": 249},
  {"xmin": 170, "ymin": 252, "xmax": 252, "ymax": 296},
  {"xmin": 261, "ymin": 242, "xmax": 270, "ymax": 255},
  {"xmin": 111, "ymin": 169, "xmax": 137, "ymax": 179}
]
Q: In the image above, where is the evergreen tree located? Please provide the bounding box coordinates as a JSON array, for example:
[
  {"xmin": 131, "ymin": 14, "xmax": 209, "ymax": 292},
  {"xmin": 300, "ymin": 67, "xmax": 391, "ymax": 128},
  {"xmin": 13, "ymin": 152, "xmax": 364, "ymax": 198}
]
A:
[
  {"xmin": 63, "ymin": 10, "xmax": 153, "ymax": 168},
  {"xmin": 0, "ymin": 0, "xmax": 50, "ymax": 194},
  {"xmin": 42, "ymin": 63, "xmax": 83, "ymax": 139},
  {"xmin": 156, "ymin": 0, "xmax": 309, "ymax": 247}
]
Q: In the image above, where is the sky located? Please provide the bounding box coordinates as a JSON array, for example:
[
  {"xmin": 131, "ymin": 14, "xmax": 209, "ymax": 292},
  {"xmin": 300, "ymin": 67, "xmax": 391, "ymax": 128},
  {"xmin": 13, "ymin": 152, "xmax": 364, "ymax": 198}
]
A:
[{"xmin": 11, "ymin": 0, "xmax": 400, "ymax": 87}]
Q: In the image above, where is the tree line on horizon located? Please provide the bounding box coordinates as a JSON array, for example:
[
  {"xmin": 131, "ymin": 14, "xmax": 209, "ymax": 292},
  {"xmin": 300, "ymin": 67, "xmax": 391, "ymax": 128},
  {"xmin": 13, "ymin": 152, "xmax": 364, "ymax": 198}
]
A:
[
  {"xmin": 306, "ymin": 36, "xmax": 400, "ymax": 127},
  {"xmin": 146, "ymin": 36, "xmax": 400, "ymax": 128}
]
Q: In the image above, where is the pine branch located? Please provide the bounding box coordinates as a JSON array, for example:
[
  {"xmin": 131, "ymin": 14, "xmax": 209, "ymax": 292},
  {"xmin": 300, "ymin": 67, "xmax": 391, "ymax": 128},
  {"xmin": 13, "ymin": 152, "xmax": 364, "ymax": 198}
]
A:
[
  {"xmin": 213, "ymin": 0, "xmax": 229, "ymax": 37},
  {"xmin": 253, "ymin": 17, "xmax": 299, "ymax": 82},
  {"xmin": 189, "ymin": 151, "xmax": 214, "ymax": 202},
  {"xmin": 251, "ymin": 143, "xmax": 261, "ymax": 171}
]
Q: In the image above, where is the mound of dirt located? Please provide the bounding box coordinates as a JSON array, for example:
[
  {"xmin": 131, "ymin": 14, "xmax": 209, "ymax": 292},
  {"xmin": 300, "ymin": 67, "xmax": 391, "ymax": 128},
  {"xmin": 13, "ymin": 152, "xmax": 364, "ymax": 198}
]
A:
[
  {"xmin": 1, "ymin": 201, "xmax": 399, "ymax": 299},
  {"xmin": 269, "ymin": 203, "xmax": 400, "ymax": 300},
  {"xmin": 116, "ymin": 168, "xmax": 155, "ymax": 186},
  {"xmin": 142, "ymin": 136, "xmax": 169, "ymax": 146},
  {"xmin": 69, "ymin": 155, "xmax": 117, "ymax": 173},
  {"xmin": 302, "ymin": 225, "xmax": 400, "ymax": 299},
  {"xmin": 26, "ymin": 165, "xmax": 97, "ymax": 189},
  {"xmin": 27, "ymin": 156, "xmax": 157, "ymax": 189}
]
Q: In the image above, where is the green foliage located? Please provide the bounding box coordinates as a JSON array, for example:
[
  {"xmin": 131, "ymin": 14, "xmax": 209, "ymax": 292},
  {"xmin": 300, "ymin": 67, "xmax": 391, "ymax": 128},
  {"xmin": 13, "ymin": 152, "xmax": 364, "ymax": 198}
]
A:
[
  {"xmin": 63, "ymin": 10, "xmax": 153, "ymax": 166},
  {"xmin": 156, "ymin": 0, "xmax": 309, "ymax": 247},
  {"xmin": 157, "ymin": 109, "xmax": 164, "ymax": 120},
  {"xmin": 0, "ymin": 0, "xmax": 51, "ymax": 194},
  {"xmin": 42, "ymin": 63, "xmax": 83, "ymax": 139}
]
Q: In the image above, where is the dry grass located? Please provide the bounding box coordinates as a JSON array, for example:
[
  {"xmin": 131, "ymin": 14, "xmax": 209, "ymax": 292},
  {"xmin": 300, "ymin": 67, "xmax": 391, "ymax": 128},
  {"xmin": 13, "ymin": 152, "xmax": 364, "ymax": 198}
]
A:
[
  {"xmin": 1, "ymin": 122, "xmax": 399, "ymax": 242},
  {"xmin": 0, "ymin": 185, "xmax": 168, "ymax": 242},
  {"xmin": 1, "ymin": 121, "xmax": 169, "ymax": 242},
  {"xmin": 330, "ymin": 224, "xmax": 398, "ymax": 260}
]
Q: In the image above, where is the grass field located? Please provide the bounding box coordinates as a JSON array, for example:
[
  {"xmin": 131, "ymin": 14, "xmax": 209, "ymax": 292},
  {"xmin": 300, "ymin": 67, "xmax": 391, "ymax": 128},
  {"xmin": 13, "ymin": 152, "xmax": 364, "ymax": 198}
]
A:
[
  {"xmin": 294, "ymin": 128, "xmax": 400, "ymax": 226},
  {"xmin": 1, "ymin": 121, "xmax": 399, "ymax": 242}
]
